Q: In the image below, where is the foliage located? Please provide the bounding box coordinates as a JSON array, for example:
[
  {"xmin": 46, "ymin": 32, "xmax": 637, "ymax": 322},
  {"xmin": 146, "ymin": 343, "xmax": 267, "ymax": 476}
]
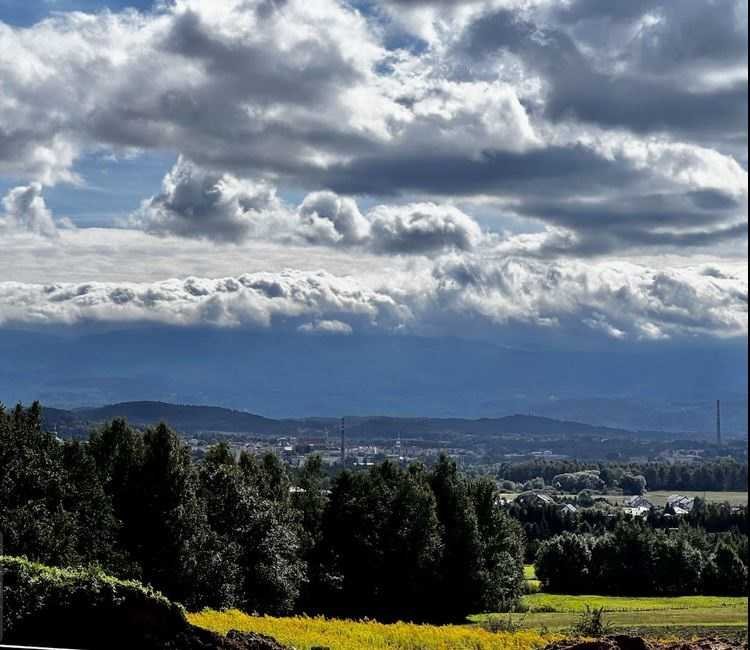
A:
[
  {"xmin": 535, "ymin": 522, "xmax": 748, "ymax": 596},
  {"xmin": 552, "ymin": 471, "xmax": 605, "ymax": 493},
  {"xmin": 189, "ymin": 609, "xmax": 559, "ymax": 650},
  {"xmin": 569, "ymin": 605, "xmax": 612, "ymax": 637},
  {"xmin": 621, "ymin": 474, "xmax": 647, "ymax": 496},
  {"xmin": 497, "ymin": 459, "xmax": 748, "ymax": 492},
  {"xmin": 0, "ymin": 555, "xmax": 188, "ymax": 648},
  {"xmin": 1, "ymin": 404, "xmax": 524, "ymax": 623}
]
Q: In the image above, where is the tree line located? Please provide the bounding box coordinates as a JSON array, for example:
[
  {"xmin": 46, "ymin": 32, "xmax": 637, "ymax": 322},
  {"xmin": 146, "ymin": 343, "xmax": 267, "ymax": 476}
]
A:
[
  {"xmin": 496, "ymin": 458, "xmax": 748, "ymax": 491},
  {"xmin": 0, "ymin": 403, "xmax": 523, "ymax": 622},
  {"xmin": 536, "ymin": 522, "xmax": 748, "ymax": 596},
  {"xmin": 508, "ymin": 498, "xmax": 747, "ymax": 562}
]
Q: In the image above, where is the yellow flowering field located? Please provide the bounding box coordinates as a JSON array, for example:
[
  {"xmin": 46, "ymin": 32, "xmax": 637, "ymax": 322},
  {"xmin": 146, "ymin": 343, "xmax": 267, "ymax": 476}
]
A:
[{"xmin": 188, "ymin": 609, "xmax": 560, "ymax": 650}]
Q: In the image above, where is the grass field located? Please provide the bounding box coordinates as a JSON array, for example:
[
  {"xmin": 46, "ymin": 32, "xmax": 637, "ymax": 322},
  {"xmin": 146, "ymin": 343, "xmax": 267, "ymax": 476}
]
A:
[
  {"xmin": 523, "ymin": 564, "xmax": 541, "ymax": 591},
  {"xmin": 470, "ymin": 593, "xmax": 748, "ymax": 634},
  {"xmin": 189, "ymin": 610, "xmax": 559, "ymax": 650}
]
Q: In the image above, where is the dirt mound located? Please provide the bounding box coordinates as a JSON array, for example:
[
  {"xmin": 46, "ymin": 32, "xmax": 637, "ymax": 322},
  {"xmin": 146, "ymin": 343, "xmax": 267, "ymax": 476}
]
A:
[
  {"xmin": 148, "ymin": 624, "xmax": 289, "ymax": 650},
  {"xmin": 547, "ymin": 635, "xmax": 747, "ymax": 650}
]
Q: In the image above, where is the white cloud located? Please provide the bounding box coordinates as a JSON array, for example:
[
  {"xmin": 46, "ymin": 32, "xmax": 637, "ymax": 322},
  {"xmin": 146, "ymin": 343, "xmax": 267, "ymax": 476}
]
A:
[
  {"xmin": 0, "ymin": 0, "xmax": 746, "ymax": 349},
  {"xmin": 369, "ymin": 202, "xmax": 482, "ymax": 253},
  {"xmin": 298, "ymin": 319, "xmax": 354, "ymax": 335},
  {"xmin": 0, "ymin": 183, "xmax": 60, "ymax": 237},
  {"xmin": 297, "ymin": 191, "xmax": 371, "ymax": 245},
  {"xmin": 0, "ymin": 254, "xmax": 745, "ymax": 341},
  {"xmin": 132, "ymin": 157, "xmax": 292, "ymax": 242}
]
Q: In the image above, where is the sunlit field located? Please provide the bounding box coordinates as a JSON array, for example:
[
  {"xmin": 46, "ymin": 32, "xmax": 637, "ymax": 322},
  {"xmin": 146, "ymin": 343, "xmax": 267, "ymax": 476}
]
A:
[
  {"xmin": 189, "ymin": 610, "xmax": 559, "ymax": 650},
  {"xmin": 470, "ymin": 593, "xmax": 748, "ymax": 633}
]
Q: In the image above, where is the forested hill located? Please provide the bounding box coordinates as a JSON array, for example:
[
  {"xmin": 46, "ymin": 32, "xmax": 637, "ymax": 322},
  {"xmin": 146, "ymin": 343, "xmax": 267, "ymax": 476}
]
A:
[{"xmin": 41, "ymin": 400, "xmax": 636, "ymax": 438}]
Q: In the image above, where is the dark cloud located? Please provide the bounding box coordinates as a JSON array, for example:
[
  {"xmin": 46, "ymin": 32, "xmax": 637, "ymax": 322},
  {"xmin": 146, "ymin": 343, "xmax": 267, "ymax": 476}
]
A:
[
  {"xmin": 458, "ymin": 5, "xmax": 748, "ymax": 142},
  {"xmin": 553, "ymin": 0, "xmax": 660, "ymax": 25},
  {"xmin": 513, "ymin": 191, "xmax": 747, "ymax": 256},
  {"xmin": 323, "ymin": 143, "xmax": 641, "ymax": 196}
]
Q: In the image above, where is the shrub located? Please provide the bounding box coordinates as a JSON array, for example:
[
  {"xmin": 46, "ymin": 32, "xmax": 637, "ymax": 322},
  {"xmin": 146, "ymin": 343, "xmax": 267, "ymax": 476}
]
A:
[
  {"xmin": 569, "ymin": 606, "xmax": 612, "ymax": 637},
  {"xmin": 0, "ymin": 555, "xmax": 189, "ymax": 649}
]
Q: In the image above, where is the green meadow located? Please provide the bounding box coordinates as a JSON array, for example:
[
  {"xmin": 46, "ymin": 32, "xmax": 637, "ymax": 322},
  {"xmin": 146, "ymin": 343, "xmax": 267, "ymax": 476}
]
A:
[{"xmin": 471, "ymin": 593, "xmax": 748, "ymax": 635}]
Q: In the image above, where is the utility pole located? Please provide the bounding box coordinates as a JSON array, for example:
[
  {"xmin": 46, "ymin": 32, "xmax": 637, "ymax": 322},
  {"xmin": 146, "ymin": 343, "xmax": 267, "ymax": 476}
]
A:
[
  {"xmin": 340, "ymin": 417, "xmax": 345, "ymax": 465},
  {"xmin": 716, "ymin": 400, "xmax": 721, "ymax": 446}
]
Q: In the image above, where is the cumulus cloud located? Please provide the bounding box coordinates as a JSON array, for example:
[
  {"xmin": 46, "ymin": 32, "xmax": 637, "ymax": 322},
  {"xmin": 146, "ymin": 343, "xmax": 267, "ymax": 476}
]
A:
[
  {"xmin": 132, "ymin": 157, "xmax": 291, "ymax": 242},
  {"xmin": 129, "ymin": 159, "xmax": 488, "ymax": 254},
  {"xmin": 0, "ymin": 183, "xmax": 60, "ymax": 237},
  {"xmin": 298, "ymin": 319, "xmax": 353, "ymax": 335},
  {"xmin": 0, "ymin": 0, "xmax": 747, "ymax": 348},
  {"xmin": 0, "ymin": 257, "xmax": 745, "ymax": 341},
  {"xmin": 297, "ymin": 191, "xmax": 371, "ymax": 245},
  {"xmin": 0, "ymin": 270, "xmax": 410, "ymax": 329},
  {"xmin": 428, "ymin": 254, "xmax": 748, "ymax": 340},
  {"xmin": 369, "ymin": 202, "xmax": 482, "ymax": 253},
  {"xmin": 454, "ymin": 3, "xmax": 747, "ymax": 153}
]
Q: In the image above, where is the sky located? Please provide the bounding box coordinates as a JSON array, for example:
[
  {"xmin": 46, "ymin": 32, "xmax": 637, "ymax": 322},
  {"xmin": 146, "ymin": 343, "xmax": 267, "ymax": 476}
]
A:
[{"xmin": 0, "ymin": 0, "xmax": 747, "ymax": 364}]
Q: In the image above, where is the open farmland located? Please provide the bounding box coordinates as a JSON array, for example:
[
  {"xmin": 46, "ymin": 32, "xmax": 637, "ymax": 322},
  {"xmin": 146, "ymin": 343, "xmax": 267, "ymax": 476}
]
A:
[
  {"xmin": 189, "ymin": 610, "xmax": 559, "ymax": 650},
  {"xmin": 471, "ymin": 594, "xmax": 748, "ymax": 635}
]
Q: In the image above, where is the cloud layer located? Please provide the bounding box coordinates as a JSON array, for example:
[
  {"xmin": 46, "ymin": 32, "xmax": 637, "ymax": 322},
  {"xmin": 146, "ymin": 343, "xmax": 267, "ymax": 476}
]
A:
[
  {"xmin": 1, "ymin": 259, "xmax": 745, "ymax": 341},
  {"xmin": 0, "ymin": 0, "xmax": 746, "ymax": 345}
]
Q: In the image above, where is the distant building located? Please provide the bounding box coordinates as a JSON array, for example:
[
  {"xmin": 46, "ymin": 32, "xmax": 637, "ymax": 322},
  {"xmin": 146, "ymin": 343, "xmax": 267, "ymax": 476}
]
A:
[
  {"xmin": 623, "ymin": 506, "xmax": 650, "ymax": 518},
  {"xmin": 666, "ymin": 494, "xmax": 696, "ymax": 512},
  {"xmin": 559, "ymin": 503, "xmax": 577, "ymax": 515},
  {"xmin": 516, "ymin": 492, "xmax": 555, "ymax": 507},
  {"xmin": 624, "ymin": 495, "xmax": 654, "ymax": 509}
]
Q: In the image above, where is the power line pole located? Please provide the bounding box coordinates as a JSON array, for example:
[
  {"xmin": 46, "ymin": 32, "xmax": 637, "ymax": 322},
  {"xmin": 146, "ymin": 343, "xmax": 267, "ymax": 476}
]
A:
[{"xmin": 716, "ymin": 399, "xmax": 721, "ymax": 446}]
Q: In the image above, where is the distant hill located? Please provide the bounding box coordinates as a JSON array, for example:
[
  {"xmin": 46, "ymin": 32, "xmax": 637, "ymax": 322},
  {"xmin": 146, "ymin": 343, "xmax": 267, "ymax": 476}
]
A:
[
  {"xmin": 75, "ymin": 401, "xmax": 288, "ymax": 435},
  {"xmin": 41, "ymin": 399, "xmax": 636, "ymax": 439},
  {"xmin": 2, "ymin": 327, "xmax": 746, "ymax": 433}
]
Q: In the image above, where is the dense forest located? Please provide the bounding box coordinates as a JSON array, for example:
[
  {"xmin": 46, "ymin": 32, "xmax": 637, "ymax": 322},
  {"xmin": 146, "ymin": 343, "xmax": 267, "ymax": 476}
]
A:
[{"xmin": 1, "ymin": 403, "xmax": 747, "ymax": 624}]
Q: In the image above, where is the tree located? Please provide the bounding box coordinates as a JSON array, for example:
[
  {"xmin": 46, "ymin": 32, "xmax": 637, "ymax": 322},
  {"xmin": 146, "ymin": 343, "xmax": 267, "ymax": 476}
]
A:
[
  {"xmin": 0, "ymin": 403, "xmax": 80, "ymax": 566},
  {"xmin": 706, "ymin": 543, "xmax": 748, "ymax": 595},
  {"xmin": 200, "ymin": 444, "xmax": 305, "ymax": 613},
  {"xmin": 536, "ymin": 533, "xmax": 592, "ymax": 593},
  {"xmin": 428, "ymin": 455, "xmax": 485, "ymax": 621},
  {"xmin": 469, "ymin": 477, "xmax": 524, "ymax": 611},
  {"xmin": 621, "ymin": 474, "xmax": 647, "ymax": 496},
  {"xmin": 317, "ymin": 461, "xmax": 443, "ymax": 621}
]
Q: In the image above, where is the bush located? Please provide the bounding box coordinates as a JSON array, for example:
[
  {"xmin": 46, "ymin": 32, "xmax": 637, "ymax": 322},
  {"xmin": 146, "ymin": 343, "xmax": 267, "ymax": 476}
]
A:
[
  {"xmin": 620, "ymin": 474, "xmax": 647, "ymax": 496},
  {"xmin": 569, "ymin": 606, "xmax": 612, "ymax": 637},
  {"xmin": 0, "ymin": 555, "xmax": 189, "ymax": 649},
  {"xmin": 535, "ymin": 533, "xmax": 593, "ymax": 593}
]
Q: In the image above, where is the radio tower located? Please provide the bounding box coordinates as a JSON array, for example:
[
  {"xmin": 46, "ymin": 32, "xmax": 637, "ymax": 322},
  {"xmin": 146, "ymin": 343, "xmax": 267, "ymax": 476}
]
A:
[
  {"xmin": 716, "ymin": 400, "xmax": 721, "ymax": 446},
  {"xmin": 340, "ymin": 417, "xmax": 345, "ymax": 464}
]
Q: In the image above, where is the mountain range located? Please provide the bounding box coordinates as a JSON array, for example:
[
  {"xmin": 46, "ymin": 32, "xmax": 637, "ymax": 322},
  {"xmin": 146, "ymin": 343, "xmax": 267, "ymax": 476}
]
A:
[{"xmin": 39, "ymin": 400, "xmax": 713, "ymax": 442}]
